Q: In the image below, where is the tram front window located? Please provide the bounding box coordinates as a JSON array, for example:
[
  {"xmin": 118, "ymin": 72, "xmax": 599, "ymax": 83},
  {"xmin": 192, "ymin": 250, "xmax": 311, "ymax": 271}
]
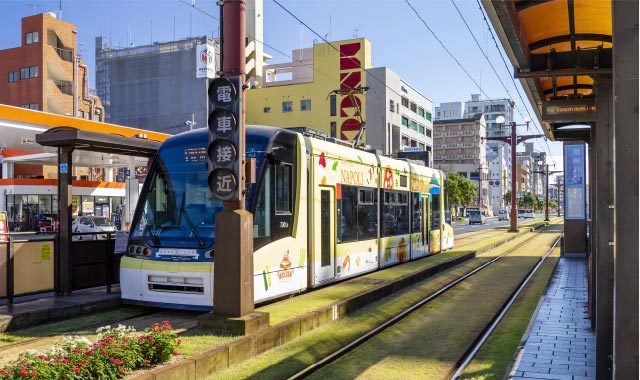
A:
[{"xmin": 130, "ymin": 144, "xmax": 221, "ymax": 249}]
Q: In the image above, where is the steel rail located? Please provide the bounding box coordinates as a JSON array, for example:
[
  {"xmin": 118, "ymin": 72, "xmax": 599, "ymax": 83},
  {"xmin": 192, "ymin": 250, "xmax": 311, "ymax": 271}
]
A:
[
  {"xmin": 287, "ymin": 223, "xmax": 559, "ymax": 380},
  {"xmin": 448, "ymin": 233, "xmax": 562, "ymax": 380}
]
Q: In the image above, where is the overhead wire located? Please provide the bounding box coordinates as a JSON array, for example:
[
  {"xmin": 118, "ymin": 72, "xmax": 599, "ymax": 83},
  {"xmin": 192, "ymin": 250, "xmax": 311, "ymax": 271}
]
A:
[
  {"xmin": 473, "ymin": 0, "xmax": 556, "ymax": 165},
  {"xmin": 404, "ymin": 0, "xmax": 494, "ymax": 101}
]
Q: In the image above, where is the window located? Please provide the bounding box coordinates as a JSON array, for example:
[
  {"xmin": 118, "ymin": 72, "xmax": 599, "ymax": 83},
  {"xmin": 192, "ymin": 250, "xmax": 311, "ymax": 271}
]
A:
[
  {"xmin": 275, "ymin": 164, "xmax": 292, "ymax": 213},
  {"xmin": 300, "ymin": 99, "xmax": 311, "ymax": 111},
  {"xmin": 382, "ymin": 190, "xmax": 409, "ymax": 236},
  {"xmin": 389, "ymin": 99, "xmax": 395, "ymax": 112},
  {"xmin": 8, "ymin": 71, "xmax": 18, "ymax": 83},
  {"xmin": 330, "ymin": 122, "xmax": 337, "ymax": 138},
  {"xmin": 20, "ymin": 104, "xmax": 38, "ymax": 110},
  {"xmin": 282, "ymin": 101, "xmax": 293, "ymax": 113},
  {"xmin": 401, "ymin": 116, "xmax": 409, "ymax": 127},
  {"xmin": 338, "ymin": 185, "xmax": 378, "ymax": 243},
  {"xmin": 20, "ymin": 66, "xmax": 38, "ymax": 79},
  {"xmin": 330, "ymin": 95, "xmax": 336, "ymax": 116},
  {"xmin": 412, "ymin": 192, "xmax": 422, "ymax": 233},
  {"xmin": 425, "ymin": 128, "xmax": 432, "ymax": 138},
  {"xmin": 418, "ymin": 124, "xmax": 425, "ymax": 134},
  {"xmin": 409, "ymin": 102, "xmax": 417, "ymax": 113},
  {"xmin": 263, "ymin": 106, "xmax": 271, "ymax": 113},
  {"xmin": 418, "ymin": 107, "xmax": 425, "ymax": 118},
  {"xmin": 401, "ymin": 97, "xmax": 409, "ymax": 107},
  {"xmin": 426, "ymin": 112, "xmax": 432, "ymax": 121},
  {"xmin": 79, "ymin": 110, "xmax": 84, "ymax": 118},
  {"xmin": 25, "ymin": 32, "xmax": 38, "ymax": 45},
  {"xmin": 409, "ymin": 120, "xmax": 418, "ymax": 131}
]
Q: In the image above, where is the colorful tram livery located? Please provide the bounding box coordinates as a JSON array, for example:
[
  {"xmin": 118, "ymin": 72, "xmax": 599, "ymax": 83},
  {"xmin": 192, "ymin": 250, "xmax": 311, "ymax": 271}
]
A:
[{"xmin": 120, "ymin": 126, "xmax": 454, "ymax": 310}]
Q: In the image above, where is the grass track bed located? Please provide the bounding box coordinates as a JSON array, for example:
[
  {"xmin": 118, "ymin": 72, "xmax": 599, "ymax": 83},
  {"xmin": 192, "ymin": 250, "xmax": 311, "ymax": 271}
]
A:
[{"xmin": 209, "ymin": 225, "xmax": 562, "ymax": 379}]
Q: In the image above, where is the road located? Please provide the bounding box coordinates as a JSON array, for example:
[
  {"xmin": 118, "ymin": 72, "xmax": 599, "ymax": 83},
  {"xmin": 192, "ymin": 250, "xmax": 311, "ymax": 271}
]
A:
[{"xmin": 453, "ymin": 216, "xmax": 545, "ymax": 234}]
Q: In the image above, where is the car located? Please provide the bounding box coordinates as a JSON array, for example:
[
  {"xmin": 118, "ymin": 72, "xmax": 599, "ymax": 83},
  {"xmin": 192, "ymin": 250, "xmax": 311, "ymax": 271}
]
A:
[
  {"xmin": 468, "ymin": 210, "xmax": 486, "ymax": 225},
  {"xmin": 72, "ymin": 216, "xmax": 117, "ymax": 240},
  {"xmin": 498, "ymin": 209, "xmax": 510, "ymax": 221},
  {"xmin": 518, "ymin": 209, "xmax": 535, "ymax": 219}
]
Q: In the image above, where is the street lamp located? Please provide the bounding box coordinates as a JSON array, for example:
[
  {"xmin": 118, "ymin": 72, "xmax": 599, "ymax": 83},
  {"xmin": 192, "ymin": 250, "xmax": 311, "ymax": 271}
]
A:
[{"xmin": 485, "ymin": 115, "xmax": 542, "ymax": 232}]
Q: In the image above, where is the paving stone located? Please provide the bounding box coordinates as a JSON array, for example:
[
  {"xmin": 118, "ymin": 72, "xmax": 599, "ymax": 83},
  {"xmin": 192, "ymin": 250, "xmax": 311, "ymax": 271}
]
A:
[{"xmin": 508, "ymin": 258, "xmax": 596, "ymax": 380}]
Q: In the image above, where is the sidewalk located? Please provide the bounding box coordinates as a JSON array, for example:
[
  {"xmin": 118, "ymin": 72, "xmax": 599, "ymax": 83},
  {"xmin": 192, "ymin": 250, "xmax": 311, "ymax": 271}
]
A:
[{"xmin": 508, "ymin": 257, "xmax": 595, "ymax": 380}]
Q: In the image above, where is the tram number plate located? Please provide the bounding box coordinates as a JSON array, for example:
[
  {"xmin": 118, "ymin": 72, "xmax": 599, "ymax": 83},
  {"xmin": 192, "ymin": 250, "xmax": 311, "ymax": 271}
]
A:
[{"xmin": 157, "ymin": 248, "xmax": 199, "ymax": 259}]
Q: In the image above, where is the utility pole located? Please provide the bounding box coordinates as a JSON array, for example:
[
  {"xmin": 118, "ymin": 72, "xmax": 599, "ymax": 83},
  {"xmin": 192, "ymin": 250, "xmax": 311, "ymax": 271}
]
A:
[
  {"xmin": 477, "ymin": 164, "xmax": 484, "ymax": 210},
  {"xmin": 485, "ymin": 117, "xmax": 542, "ymax": 232},
  {"xmin": 533, "ymin": 164, "xmax": 562, "ymax": 221}
]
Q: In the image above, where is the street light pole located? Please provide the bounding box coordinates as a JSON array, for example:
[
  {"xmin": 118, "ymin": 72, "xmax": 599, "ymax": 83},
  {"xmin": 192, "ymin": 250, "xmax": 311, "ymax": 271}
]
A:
[{"xmin": 485, "ymin": 116, "xmax": 542, "ymax": 232}]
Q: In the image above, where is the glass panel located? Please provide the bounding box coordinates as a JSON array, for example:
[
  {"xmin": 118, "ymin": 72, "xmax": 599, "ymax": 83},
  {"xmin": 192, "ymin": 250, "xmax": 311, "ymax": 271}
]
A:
[
  {"xmin": 396, "ymin": 192, "xmax": 409, "ymax": 234},
  {"xmin": 339, "ymin": 185, "xmax": 358, "ymax": 243},
  {"xmin": 412, "ymin": 192, "xmax": 422, "ymax": 233},
  {"xmin": 321, "ymin": 190, "xmax": 331, "ymax": 266},
  {"xmin": 431, "ymin": 194, "xmax": 440, "ymax": 229},
  {"xmin": 357, "ymin": 188, "xmax": 377, "ymax": 240},
  {"xmin": 275, "ymin": 164, "xmax": 292, "ymax": 213},
  {"xmin": 254, "ymin": 165, "xmax": 271, "ymax": 240}
]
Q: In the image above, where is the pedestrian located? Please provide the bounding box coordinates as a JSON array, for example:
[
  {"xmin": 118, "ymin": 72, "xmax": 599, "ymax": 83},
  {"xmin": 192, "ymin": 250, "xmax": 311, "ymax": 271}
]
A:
[{"xmin": 31, "ymin": 213, "xmax": 40, "ymax": 232}]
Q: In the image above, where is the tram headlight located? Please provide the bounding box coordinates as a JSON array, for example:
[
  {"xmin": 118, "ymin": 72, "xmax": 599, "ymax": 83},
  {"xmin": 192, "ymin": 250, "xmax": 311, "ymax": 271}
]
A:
[
  {"xmin": 136, "ymin": 246, "xmax": 142, "ymax": 255},
  {"xmin": 204, "ymin": 250, "xmax": 214, "ymax": 259},
  {"xmin": 143, "ymin": 247, "xmax": 152, "ymax": 256}
]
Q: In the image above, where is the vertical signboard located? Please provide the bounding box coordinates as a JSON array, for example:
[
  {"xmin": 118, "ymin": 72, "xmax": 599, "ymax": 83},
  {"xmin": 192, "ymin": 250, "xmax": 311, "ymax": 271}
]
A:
[
  {"xmin": 0, "ymin": 211, "xmax": 8, "ymax": 242},
  {"xmin": 564, "ymin": 144, "xmax": 585, "ymax": 219},
  {"xmin": 207, "ymin": 76, "xmax": 243, "ymax": 201},
  {"xmin": 196, "ymin": 43, "xmax": 217, "ymax": 79}
]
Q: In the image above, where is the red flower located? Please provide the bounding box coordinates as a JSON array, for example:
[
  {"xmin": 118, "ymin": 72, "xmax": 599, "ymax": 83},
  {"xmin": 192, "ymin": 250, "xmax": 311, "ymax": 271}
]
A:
[
  {"xmin": 20, "ymin": 368, "xmax": 27, "ymax": 377},
  {"xmin": 177, "ymin": 339, "xmax": 182, "ymax": 345},
  {"xmin": 30, "ymin": 371, "xmax": 37, "ymax": 377},
  {"xmin": 70, "ymin": 368, "xmax": 80, "ymax": 373},
  {"xmin": 119, "ymin": 367, "xmax": 125, "ymax": 374}
]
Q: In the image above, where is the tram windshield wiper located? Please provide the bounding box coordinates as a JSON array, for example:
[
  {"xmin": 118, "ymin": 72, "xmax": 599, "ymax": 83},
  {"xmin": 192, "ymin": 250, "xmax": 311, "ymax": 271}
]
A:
[
  {"xmin": 146, "ymin": 225, "xmax": 161, "ymax": 246},
  {"xmin": 178, "ymin": 194, "xmax": 206, "ymax": 248}
]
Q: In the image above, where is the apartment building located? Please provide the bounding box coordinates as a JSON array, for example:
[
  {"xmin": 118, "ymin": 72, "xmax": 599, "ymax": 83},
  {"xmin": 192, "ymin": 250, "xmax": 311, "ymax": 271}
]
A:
[
  {"xmin": 433, "ymin": 114, "xmax": 488, "ymax": 210},
  {"xmin": 0, "ymin": 13, "xmax": 103, "ymax": 120}
]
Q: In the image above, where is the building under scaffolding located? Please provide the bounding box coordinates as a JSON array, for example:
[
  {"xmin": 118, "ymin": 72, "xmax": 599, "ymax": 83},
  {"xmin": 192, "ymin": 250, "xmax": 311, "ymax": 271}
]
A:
[{"xmin": 95, "ymin": 36, "xmax": 219, "ymax": 134}]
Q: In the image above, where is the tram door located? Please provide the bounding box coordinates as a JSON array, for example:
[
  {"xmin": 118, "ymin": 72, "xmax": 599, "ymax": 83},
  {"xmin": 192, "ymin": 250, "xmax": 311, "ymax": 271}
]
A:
[
  {"xmin": 423, "ymin": 194, "xmax": 431, "ymax": 253},
  {"xmin": 316, "ymin": 188, "xmax": 335, "ymax": 283}
]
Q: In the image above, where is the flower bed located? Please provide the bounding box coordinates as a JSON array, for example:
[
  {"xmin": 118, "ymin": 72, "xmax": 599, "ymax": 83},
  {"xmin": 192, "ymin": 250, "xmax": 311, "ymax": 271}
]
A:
[{"xmin": 0, "ymin": 321, "xmax": 180, "ymax": 380}]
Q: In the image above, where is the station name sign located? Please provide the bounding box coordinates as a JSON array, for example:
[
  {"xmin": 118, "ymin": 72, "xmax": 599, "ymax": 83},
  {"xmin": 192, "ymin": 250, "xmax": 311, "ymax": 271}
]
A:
[{"xmin": 542, "ymin": 98, "xmax": 596, "ymax": 123}]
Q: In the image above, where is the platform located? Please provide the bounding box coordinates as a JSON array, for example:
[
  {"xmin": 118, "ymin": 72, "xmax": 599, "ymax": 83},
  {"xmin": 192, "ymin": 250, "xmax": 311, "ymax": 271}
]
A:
[
  {"xmin": 508, "ymin": 257, "xmax": 595, "ymax": 380},
  {"xmin": 0, "ymin": 286, "xmax": 121, "ymax": 332}
]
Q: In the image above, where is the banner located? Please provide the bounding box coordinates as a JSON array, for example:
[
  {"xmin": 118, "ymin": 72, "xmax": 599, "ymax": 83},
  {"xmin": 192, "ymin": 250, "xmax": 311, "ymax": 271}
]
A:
[
  {"xmin": 196, "ymin": 43, "xmax": 216, "ymax": 79},
  {"xmin": 0, "ymin": 211, "xmax": 8, "ymax": 242}
]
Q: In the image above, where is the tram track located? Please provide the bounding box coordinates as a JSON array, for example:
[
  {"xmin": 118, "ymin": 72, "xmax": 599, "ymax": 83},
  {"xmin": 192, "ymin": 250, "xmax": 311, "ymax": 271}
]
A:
[{"xmin": 285, "ymin": 223, "xmax": 562, "ymax": 380}]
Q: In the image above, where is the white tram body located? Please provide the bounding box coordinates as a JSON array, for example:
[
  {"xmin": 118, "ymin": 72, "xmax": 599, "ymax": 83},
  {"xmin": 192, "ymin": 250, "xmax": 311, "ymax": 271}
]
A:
[{"xmin": 120, "ymin": 126, "xmax": 453, "ymax": 310}]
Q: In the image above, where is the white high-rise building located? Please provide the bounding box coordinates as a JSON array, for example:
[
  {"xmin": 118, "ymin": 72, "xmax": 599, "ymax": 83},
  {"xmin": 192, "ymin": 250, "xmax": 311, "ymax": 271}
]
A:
[{"xmin": 463, "ymin": 94, "xmax": 514, "ymax": 214}]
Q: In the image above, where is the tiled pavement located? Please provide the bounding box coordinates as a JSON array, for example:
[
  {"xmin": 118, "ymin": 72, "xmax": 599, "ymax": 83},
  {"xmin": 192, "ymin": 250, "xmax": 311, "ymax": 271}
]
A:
[{"xmin": 508, "ymin": 257, "xmax": 595, "ymax": 380}]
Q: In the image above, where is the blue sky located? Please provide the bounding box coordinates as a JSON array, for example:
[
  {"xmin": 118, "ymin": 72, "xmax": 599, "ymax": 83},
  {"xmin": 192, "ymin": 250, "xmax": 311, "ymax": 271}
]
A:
[{"xmin": 0, "ymin": 0, "xmax": 563, "ymax": 168}]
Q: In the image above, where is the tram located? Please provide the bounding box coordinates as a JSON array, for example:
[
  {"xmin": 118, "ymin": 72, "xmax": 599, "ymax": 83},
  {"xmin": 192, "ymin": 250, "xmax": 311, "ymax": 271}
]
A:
[{"xmin": 120, "ymin": 126, "xmax": 454, "ymax": 310}]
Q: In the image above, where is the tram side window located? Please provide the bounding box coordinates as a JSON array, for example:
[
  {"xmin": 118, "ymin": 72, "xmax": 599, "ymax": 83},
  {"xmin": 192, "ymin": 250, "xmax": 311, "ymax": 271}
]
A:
[
  {"xmin": 431, "ymin": 193, "xmax": 440, "ymax": 229},
  {"xmin": 275, "ymin": 164, "xmax": 292, "ymax": 214},
  {"xmin": 444, "ymin": 188, "xmax": 452, "ymax": 224},
  {"xmin": 254, "ymin": 165, "xmax": 271, "ymax": 244},
  {"xmin": 358, "ymin": 188, "xmax": 377, "ymax": 240},
  {"xmin": 396, "ymin": 192, "xmax": 410, "ymax": 235},
  {"xmin": 412, "ymin": 192, "xmax": 422, "ymax": 233},
  {"xmin": 338, "ymin": 185, "xmax": 378, "ymax": 243},
  {"xmin": 382, "ymin": 191, "xmax": 396, "ymax": 236},
  {"xmin": 339, "ymin": 186, "xmax": 358, "ymax": 243}
]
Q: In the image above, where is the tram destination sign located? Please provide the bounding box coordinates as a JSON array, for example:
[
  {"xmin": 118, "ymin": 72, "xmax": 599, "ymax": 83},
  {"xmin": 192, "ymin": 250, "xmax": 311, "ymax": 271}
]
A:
[{"xmin": 542, "ymin": 98, "xmax": 596, "ymax": 123}]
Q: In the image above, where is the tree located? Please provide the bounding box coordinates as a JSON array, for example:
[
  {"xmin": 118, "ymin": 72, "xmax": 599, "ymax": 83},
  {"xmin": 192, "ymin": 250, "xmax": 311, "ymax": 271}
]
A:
[
  {"xmin": 504, "ymin": 190, "xmax": 512, "ymax": 206},
  {"xmin": 446, "ymin": 172, "xmax": 476, "ymax": 214}
]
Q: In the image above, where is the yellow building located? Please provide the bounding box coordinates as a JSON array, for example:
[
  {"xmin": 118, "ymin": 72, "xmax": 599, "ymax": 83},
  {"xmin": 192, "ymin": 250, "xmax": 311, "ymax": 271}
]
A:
[{"xmin": 246, "ymin": 38, "xmax": 372, "ymax": 144}]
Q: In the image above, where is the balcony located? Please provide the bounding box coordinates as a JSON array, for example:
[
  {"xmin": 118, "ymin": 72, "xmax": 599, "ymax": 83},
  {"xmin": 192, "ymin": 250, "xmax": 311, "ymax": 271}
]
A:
[
  {"xmin": 53, "ymin": 80, "xmax": 73, "ymax": 96},
  {"xmin": 51, "ymin": 46, "xmax": 73, "ymax": 62}
]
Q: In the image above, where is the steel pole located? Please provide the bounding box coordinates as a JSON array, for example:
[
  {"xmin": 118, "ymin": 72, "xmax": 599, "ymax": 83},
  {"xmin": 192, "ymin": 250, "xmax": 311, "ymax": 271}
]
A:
[
  {"xmin": 510, "ymin": 122, "xmax": 518, "ymax": 232},
  {"xmin": 544, "ymin": 164, "xmax": 550, "ymax": 221}
]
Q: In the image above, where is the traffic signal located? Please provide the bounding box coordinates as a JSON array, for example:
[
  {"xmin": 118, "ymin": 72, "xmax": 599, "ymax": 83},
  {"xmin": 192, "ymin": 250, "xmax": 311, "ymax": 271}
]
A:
[{"xmin": 207, "ymin": 76, "xmax": 243, "ymax": 201}]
